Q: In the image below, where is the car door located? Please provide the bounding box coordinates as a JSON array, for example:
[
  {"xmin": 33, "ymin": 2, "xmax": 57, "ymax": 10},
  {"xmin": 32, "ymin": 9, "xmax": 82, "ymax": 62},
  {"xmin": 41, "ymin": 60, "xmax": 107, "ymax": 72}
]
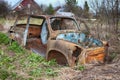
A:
[{"xmin": 23, "ymin": 16, "xmax": 30, "ymax": 46}]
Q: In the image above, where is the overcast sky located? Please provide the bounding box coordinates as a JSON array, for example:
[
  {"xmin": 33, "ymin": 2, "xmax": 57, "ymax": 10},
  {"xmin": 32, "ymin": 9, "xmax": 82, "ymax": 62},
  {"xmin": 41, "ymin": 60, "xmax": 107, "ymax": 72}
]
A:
[{"xmin": 5, "ymin": 0, "xmax": 86, "ymax": 8}]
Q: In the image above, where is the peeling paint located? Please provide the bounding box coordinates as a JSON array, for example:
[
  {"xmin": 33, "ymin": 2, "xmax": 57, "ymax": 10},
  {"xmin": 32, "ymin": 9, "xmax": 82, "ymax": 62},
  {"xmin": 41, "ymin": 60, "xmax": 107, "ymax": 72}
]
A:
[{"xmin": 56, "ymin": 32, "xmax": 103, "ymax": 48}]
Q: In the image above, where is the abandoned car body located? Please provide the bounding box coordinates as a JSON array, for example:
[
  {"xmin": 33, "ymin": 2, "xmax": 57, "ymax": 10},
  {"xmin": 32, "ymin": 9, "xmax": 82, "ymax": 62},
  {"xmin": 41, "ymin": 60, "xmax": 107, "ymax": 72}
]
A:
[{"xmin": 9, "ymin": 15, "xmax": 108, "ymax": 67}]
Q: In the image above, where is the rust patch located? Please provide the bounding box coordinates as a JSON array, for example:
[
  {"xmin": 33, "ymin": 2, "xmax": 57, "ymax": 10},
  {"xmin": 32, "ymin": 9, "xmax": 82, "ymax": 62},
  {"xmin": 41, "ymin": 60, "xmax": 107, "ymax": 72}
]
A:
[
  {"xmin": 48, "ymin": 50, "xmax": 68, "ymax": 65},
  {"xmin": 26, "ymin": 38, "xmax": 46, "ymax": 57},
  {"xmin": 78, "ymin": 47, "xmax": 106, "ymax": 64}
]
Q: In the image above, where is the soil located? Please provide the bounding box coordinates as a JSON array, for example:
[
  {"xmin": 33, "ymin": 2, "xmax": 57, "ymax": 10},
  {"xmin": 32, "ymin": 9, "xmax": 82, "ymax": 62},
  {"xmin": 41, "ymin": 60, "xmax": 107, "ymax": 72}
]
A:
[
  {"xmin": 0, "ymin": 24, "xmax": 4, "ymax": 31},
  {"xmin": 56, "ymin": 62, "xmax": 120, "ymax": 80}
]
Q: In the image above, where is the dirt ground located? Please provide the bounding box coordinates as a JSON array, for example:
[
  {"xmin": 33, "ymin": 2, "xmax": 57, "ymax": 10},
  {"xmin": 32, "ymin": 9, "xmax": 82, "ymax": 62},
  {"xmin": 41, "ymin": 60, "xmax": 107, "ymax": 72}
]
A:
[{"xmin": 54, "ymin": 61, "xmax": 120, "ymax": 80}]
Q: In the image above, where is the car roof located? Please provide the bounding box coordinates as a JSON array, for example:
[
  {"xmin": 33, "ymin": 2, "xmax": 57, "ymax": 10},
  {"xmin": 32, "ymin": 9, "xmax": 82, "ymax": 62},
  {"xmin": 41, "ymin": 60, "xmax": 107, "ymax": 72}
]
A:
[{"xmin": 17, "ymin": 14, "xmax": 75, "ymax": 20}]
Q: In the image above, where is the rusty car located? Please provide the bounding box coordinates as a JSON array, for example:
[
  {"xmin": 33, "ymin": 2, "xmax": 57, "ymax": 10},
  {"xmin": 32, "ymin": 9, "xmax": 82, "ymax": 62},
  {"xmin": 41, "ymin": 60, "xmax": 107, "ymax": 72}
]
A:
[{"xmin": 8, "ymin": 15, "xmax": 108, "ymax": 67}]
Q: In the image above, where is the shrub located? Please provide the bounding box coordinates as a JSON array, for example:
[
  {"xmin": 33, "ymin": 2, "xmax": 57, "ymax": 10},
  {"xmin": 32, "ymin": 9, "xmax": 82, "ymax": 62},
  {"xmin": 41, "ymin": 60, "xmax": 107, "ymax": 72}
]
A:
[{"xmin": 0, "ymin": 32, "xmax": 10, "ymax": 45}]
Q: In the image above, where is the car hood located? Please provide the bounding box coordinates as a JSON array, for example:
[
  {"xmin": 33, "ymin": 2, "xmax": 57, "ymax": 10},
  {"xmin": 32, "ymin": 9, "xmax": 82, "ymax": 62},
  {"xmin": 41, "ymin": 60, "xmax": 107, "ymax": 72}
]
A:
[{"xmin": 56, "ymin": 32, "xmax": 103, "ymax": 48}]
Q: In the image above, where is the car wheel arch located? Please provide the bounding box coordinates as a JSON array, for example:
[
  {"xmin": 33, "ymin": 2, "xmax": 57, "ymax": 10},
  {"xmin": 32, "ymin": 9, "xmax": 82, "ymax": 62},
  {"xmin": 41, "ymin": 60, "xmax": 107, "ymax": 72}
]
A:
[{"xmin": 47, "ymin": 50, "xmax": 69, "ymax": 66}]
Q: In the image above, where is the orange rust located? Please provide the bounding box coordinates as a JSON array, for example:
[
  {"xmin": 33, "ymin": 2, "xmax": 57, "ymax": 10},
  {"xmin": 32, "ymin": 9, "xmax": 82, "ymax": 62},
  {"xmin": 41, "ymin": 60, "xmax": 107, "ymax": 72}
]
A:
[
  {"xmin": 28, "ymin": 27, "xmax": 41, "ymax": 38},
  {"xmin": 86, "ymin": 47, "xmax": 105, "ymax": 63}
]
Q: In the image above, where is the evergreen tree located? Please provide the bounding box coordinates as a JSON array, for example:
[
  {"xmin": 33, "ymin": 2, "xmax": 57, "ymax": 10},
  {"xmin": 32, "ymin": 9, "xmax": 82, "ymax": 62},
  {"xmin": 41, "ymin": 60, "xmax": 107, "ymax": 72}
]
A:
[
  {"xmin": 65, "ymin": 0, "xmax": 78, "ymax": 12},
  {"xmin": 83, "ymin": 1, "xmax": 89, "ymax": 18},
  {"xmin": 84, "ymin": 1, "xmax": 89, "ymax": 13},
  {"xmin": 45, "ymin": 4, "xmax": 54, "ymax": 15},
  {"xmin": 65, "ymin": 0, "xmax": 78, "ymax": 7}
]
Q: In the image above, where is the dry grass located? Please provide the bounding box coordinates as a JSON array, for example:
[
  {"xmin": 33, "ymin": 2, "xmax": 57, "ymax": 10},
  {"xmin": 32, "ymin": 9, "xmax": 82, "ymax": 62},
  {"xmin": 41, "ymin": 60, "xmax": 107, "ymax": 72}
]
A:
[
  {"xmin": 47, "ymin": 63, "xmax": 120, "ymax": 80},
  {"xmin": 0, "ymin": 18, "xmax": 120, "ymax": 80}
]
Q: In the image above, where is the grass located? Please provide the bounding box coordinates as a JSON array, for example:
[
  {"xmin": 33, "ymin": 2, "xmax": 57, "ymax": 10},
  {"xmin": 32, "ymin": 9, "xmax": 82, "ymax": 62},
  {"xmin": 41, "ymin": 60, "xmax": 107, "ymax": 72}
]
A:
[
  {"xmin": 0, "ymin": 32, "xmax": 59, "ymax": 79},
  {"xmin": 0, "ymin": 32, "xmax": 86, "ymax": 79},
  {"xmin": 0, "ymin": 32, "xmax": 10, "ymax": 44}
]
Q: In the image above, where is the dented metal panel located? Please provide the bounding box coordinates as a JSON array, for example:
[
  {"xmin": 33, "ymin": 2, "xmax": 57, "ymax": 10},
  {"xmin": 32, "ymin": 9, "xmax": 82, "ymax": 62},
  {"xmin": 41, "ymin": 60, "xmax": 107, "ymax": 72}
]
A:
[
  {"xmin": 78, "ymin": 47, "xmax": 106, "ymax": 64},
  {"xmin": 56, "ymin": 32, "xmax": 103, "ymax": 48}
]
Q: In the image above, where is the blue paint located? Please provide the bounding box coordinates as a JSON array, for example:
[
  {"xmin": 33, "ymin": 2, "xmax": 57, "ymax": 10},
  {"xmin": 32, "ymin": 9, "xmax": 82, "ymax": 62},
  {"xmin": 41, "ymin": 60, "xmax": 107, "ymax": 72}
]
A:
[
  {"xmin": 88, "ymin": 38, "xmax": 103, "ymax": 47},
  {"xmin": 56, "ymin": 32, "xmax": 103, "ymax": 48}
]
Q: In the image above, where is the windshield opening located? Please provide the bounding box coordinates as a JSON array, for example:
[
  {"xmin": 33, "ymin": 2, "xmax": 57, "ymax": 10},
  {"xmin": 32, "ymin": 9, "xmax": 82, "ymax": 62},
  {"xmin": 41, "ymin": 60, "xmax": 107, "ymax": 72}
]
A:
[
  {"xmin": 50, "ymin": 17, "xmax": 78, "ymax": 31},
  {"xmin": 29, "ymin": 17, "xmax": 44, "ymax": 25}
]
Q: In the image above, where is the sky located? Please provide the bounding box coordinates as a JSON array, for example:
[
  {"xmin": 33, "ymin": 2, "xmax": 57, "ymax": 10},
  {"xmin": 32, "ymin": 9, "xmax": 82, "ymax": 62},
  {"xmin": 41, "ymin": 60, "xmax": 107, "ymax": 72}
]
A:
[{"xmin": 5, "ymin": 0, "xmax": 86, "ymax": 8}]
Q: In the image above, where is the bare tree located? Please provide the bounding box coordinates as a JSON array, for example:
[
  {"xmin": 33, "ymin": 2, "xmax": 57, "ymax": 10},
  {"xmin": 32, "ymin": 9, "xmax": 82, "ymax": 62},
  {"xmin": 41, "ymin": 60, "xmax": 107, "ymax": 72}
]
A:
[
  {"xmin": 89, "ymin": 0, "xmax": 120, "ymax": 61},
  {"xmin": 0, "ymin": 1, "xmax": 10, "ymax": 17},
  {"xmin": 90, "ymin": 0, "xmax": 120, "ymax": 33}
]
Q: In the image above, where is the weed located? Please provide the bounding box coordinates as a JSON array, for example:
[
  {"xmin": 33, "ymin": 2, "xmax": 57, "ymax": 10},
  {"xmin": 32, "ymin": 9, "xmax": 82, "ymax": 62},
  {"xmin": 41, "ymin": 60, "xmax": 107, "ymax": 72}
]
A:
[
  {"xmin": 45, "ymin": 68, "xmax": 58, "ymax": 76},
  {"xmin": 0, "ymin": 32, "xmax": 59, "ymax": 79},
  {"xmin": 0, "ymin": 70, "xmax": 32, "ymax": 80},
  {"xmin": 78, "ymin": 65, "xmax": 85, "ymax": 71},
  {"xmin": 9, "ymin": 72, "xmax": 32, "ymax": 80},
  {"xmin": 47, "ymin": 59, "xmax": 57, "ymax": 66},
  {"xmin": 0, "ymin": 51, "xmax": 16, "ymax": 70},
  {"xmin": 42, "ymin": 59, "xmax": 57, "ymax": 67},
  {"xmin": 8, "ymin": 64, "xmax": 15, "ymax": 71},
  {"xmin": 75, "ymin": 65, "xmax": 85, "ymax": 71},
  {"xmin": 0, "ymin": 50, "xmax": 4, "ymax": 55},
  {"xmin": 22, "ymin": 53, "xmax": 45, "ymax": 68},
  {"xmin": 8, "ymin": 41, "xmax": 25, "ymax": 53},
  {"xmin": 29, "ymin": 68, "xmax": 42, "ymax": 77},
  {"xmin": 0, "ymin": 32, "xmax": 25, "ymax": 53},
  {"xmin": 27, "ymin": 53, "xmax": 45, "ymax": 63},
  {"xmin": 0, "ymin": 32, "xmax": 10, "ymax": 45},
  {"xmin": 0, "ymin": 69, "xmax": 9, "ymax": 80}
]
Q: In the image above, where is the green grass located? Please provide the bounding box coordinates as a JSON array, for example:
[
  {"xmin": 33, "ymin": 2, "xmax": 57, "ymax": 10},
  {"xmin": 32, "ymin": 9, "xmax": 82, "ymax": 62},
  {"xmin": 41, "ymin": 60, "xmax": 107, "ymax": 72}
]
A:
[
  {"xmin": 0, "ymin": 32, "xmax": 10, "ymax": 44},
  {"xmin": 0, "ymin": 32, "xmax": 59, "ymax": 79},
  {"xmin": 0, "ymin": 32, "xmax": 86, "ymax": 79},
  {"xmin": 0, "ymin": 69, "xmax": 32, "ymax": 80}
]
